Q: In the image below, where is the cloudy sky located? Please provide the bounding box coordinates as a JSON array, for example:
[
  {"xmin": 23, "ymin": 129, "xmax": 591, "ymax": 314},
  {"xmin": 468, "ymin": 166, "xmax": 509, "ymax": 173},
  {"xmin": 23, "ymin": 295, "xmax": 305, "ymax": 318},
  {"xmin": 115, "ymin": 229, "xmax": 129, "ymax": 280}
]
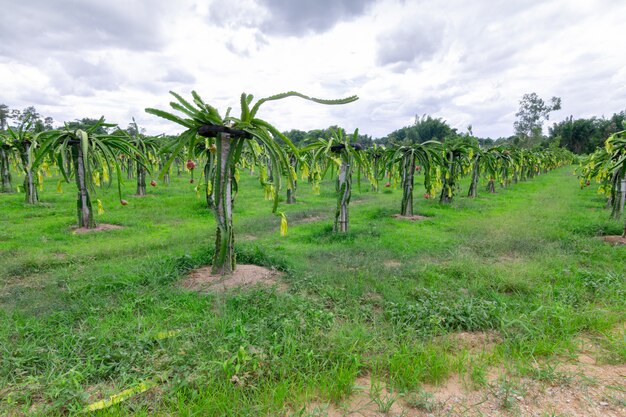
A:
[{"xmin": 1, "ymin": 0, "xmax": 625, "ymax": 139}]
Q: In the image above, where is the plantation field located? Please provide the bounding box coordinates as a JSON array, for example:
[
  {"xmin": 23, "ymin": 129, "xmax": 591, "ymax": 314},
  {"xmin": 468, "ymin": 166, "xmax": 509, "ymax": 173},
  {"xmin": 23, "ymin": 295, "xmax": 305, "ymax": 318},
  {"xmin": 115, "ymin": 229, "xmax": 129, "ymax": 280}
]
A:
[{"xmin": 1, "ymin": 167, "xmax": 625, "ymax": 416}]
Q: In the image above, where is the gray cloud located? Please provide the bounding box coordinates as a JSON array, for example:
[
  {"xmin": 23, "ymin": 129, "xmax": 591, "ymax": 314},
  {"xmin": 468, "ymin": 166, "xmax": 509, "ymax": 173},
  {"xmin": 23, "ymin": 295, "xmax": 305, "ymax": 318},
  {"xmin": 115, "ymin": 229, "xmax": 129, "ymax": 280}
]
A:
[
  {"xmin": 46, "ymin": 57, "xmax": 121, "ymax": 97},
  {"xmin": 258, "ymin": 0, "xmax": 376, "ymax": 35},
  {"xmin": 0, "ymin": 0, "xmax": 174, "ymax": 62},
  {"xmin": 161, "ymin": 69, "xmax": 196, "ymax": 84},
  {"xmin": 376, "ymin": 22, "xmax": 445, "ymax": 68},
  {"xmin": 208, "ymin": 0, "xmax": 376, "ymax": 36}
]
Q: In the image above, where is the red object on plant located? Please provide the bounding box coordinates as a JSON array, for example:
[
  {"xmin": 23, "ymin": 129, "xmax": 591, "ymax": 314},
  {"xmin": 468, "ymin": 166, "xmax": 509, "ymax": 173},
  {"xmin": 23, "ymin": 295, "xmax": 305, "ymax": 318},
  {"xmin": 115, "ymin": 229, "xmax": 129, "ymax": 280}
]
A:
[
  {"xmin": 150, "ymin": 180, "xmax": 157, "ymax": 187},
  {"xmin": 424, "ymin": 193, "xmax": 430, "ymax": 199},
  {"xmin": 385, "ymin": 182, "xmax": 391, "ymax": 187},
  {"xmin": 586, "ymin": 181, "xmax": 590, "ymax": 186},
  {"xmin": 120, "ymin": 199, "xmax": 128, "ymax": 206},
  {"xmin": 186, "ymin": 159, "xmax": 196, "ymax": 170}
]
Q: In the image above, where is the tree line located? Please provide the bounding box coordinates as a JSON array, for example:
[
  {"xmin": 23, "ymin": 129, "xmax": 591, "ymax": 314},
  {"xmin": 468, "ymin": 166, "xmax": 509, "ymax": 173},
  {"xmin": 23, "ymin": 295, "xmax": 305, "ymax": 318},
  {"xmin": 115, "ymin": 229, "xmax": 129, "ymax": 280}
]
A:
[{"xmin": 2, "ymin": 92, "xmax": 625, "ymax": 156}]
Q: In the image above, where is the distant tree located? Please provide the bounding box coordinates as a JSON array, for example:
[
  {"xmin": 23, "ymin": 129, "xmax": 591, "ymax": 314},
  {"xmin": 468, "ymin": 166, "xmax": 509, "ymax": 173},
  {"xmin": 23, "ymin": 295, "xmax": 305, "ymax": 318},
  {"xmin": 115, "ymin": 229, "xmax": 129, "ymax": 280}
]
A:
[
  {"xmin": 549, "ymin": 111, "xmax": 626, "ymax": 154},
  {"xmin": 285, "ymin": 126, "xmax": 372, "ymax": 148},
  {"xmin": 382, "ymin": 115, "xmax": 454, "ymax": 145},
  {"xmin": 66, "ymin": 118, "xmax": 110, "ymax": 134},
  {"xmin": 514, "ymin": 93, "xmax": 561, "ymax": 143},
  {"xmin": 18, "ymin": 106, "xmax": 45, "ymax": 131},
  {"xmin": 0, "ymin": 104, "xmax": 9, "ymax": 130},
  {"xmin": 549, "ymin": 116, "xmax": 597, "ymax": 154},
  {"xmin": 44, "ymin": 117, "xmax": 54, "ymax": 130},
  {"xmin": 2, "ymin": 106, "xmax": 53, "ymax": 132},
  {"xmin": 283, "ymin": 129, "xmax": 308, "ymax": 146},
  {"xmin": 10, "ymin": 109, "xmax": 21, "ymax": 122},
  {"xmin": 477, "ymin": 137, "xmax": 495, "ymax": 148}
]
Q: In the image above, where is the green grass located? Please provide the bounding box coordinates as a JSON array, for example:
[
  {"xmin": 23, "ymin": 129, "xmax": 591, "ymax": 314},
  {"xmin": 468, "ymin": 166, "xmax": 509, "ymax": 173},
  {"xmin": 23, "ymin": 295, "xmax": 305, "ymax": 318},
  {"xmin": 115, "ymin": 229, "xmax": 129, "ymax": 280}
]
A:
[{"xmin": 0, "ymin": 167, "xmax": 624, "ymax": 416}]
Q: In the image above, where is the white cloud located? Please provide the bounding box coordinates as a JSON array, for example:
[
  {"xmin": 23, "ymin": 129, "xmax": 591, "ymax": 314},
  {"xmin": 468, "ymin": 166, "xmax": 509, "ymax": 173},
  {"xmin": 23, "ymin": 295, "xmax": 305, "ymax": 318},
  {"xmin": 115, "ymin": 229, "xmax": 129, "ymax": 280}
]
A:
[{"xmin": 1, "ymin": 0, "xmax": 625, "ymax": 139}]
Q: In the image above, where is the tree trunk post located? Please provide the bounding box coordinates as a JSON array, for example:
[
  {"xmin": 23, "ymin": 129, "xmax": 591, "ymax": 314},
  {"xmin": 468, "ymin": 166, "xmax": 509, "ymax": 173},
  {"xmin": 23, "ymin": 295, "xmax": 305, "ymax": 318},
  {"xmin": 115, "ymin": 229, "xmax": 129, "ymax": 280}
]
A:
[
  {"xmin": 266, "ymin": 157, "xmax": 273, "ymax": 182},
  {"xmin": 204, "ymin": 154, "xmax": 215, "ymax": 209},
  {"xmin": 439, "ymin": 152, "xmax": 454, "ymax": 204},
  {"xmin": 334, "ymin": 161, "xmax": 351, "ymax": 233},
  {"xmin": 371, "ymin": 156, "xmax": 380, "ymax": 192},
  {"xmin": 20, "ymin": 143, "xmax": 39, "ymax": 204},
  {"xmin": 73, "ymin": 144, "xmax": 95, "ymax": 228},
  {"xmin": 400, "ymin": 152, "xmax": 415, "ymax": 215},
  {"xmin": 136, "ymin": 160, "xmax": 146, "ymax": 196},
  {"xmin": 127, "ymin": 159, "xmax": 134, "ymax": 179},
  {"xmin": 619, "ymin": 177, "xmax": 626, "ymax": 218},
  {"xmin": 0, "ymin": 147, "xmax": 12, "ymax": 193},
  {"xmin": 24, "ymin": 169, "xmax": 39, "ymax": 204},
  {"xmin": 160, "ymin": 161, "xmax": 170, "ymax": 185},
  {"xmin": 211, "ymin": 133, "xmax": 235, "ymax": 275},
  {"xmin": 468, "ymin": 157, "xmax": 480, "ymax": 198},
  {"xmin": 287, "ymin": 155, "xmax": 297, "ymax": 204}
]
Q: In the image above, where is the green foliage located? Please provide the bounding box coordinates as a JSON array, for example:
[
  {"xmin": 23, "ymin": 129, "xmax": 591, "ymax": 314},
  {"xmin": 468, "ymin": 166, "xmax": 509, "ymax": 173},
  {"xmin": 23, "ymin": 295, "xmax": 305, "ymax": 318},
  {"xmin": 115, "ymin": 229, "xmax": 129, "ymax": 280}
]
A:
[
  {"xmin": 514, "ymin": 92, "xmax": 562, "ymax": 142},
  {"xmin": 549, "ymin": 111, "xmax": 625, "ymax": 154},
  {"xmin": 381, "ymin": 114, "xmax": 455, "ymax": 145},
  {"xmin": 386, "ymin": 288, "xmax": 501, "ymax": 335}
]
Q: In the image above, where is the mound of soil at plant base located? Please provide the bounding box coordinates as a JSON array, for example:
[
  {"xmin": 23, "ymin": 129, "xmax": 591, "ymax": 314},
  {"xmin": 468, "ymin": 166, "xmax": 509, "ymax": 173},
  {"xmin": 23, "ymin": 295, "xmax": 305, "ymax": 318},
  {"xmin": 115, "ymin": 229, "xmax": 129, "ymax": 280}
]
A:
[
  {"xmin": 601, "ymin": 235, "xmax": 626, "ymax": 245},
  {"xmin": 180, "ymin": 265, "xmax": 285, "ymax": 293},
  {"xmin": 392, "ymin": 214, "xmax": 430, "ymax": 221},
  {"xmin": 71, "ymin": 224, "xmax": 123, "ymax": 234}
]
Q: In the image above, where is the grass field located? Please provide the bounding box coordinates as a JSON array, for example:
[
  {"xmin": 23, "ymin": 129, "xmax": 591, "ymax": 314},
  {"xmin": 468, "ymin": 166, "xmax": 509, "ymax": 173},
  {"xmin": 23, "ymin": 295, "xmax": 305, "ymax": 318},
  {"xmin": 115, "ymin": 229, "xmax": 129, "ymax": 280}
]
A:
[{"xmin": 1, "ymin": 167, "xmax": 624, "ymax": 416}]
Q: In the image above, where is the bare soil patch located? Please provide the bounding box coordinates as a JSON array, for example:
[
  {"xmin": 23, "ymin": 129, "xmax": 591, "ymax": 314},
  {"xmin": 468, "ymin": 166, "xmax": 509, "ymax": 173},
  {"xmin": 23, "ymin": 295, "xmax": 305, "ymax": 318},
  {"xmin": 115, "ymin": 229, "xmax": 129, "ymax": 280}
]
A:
[
  {"xmin": 2, "ymin": 273, "xmax": 49, "ymax": 291},
  {"xmin": 300, "ymin": 330, "xmax": 625, "ymax": 417},
  {"xmin": 302, "ymin": 362, "xmax": 626, "ymax": 417},
  {"xmin": 294, "ymin": 215, "xmax": 325, "ymax": 224},
  {"xmin": 383, "ymin": 260, "xmax": 402, "ymax": 268},
  {"xmin": 72, "ymin": 224, "xmax": 123, "ymax": 234},
  {"xmin": 438, "ymin": 330, "xmax": 502, "ymax": 353},
  {"xmin": 601, "ymin": 235, "xmax": 626, "ymax": 245},
  {"xmin": 392, "ymin": 214, "xmax": 430, "ymax": 221},
  {"xmin": 240, "ymin": 235, "xmax": 258, "ymax": 241},
  {"xmin": 180, "ymin": 264, "xmax": 285, "ymax": 293}
]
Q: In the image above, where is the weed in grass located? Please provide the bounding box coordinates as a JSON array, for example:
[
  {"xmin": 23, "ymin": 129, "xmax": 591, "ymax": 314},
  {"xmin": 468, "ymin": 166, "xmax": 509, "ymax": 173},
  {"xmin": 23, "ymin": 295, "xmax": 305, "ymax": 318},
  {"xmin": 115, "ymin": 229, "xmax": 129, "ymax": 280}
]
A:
[
  {"xmin": 493, "ymin": 377, "xmax": 524, "ymax": 411},
  {"xmin": 319, "ymin": 360, "xmax": 360, "ymax": 404},
  {"xmin": 469, "ymin": 361, "xmax": 489, "ymax": 388},
  {"xmin": 387, "ymin": 343, "xmax": 452, "ymax": 391},
  {"xmin": 596, "ymin": 330, "xmax": 626, "ymax": 364},
  {"xmin": 404, "ymin": 389, "xmax": 439, "ymax": 412},
  {"xmin": 524, "ymin": 362, "xmax": 573, "ymax": 386},
  {"xmin": 386, "ymin": 288, "xmax": 500, "ymax": 335},
  {"xmin": 369, "ymin": 378, "xmax": 398, "ymax": 413}
]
